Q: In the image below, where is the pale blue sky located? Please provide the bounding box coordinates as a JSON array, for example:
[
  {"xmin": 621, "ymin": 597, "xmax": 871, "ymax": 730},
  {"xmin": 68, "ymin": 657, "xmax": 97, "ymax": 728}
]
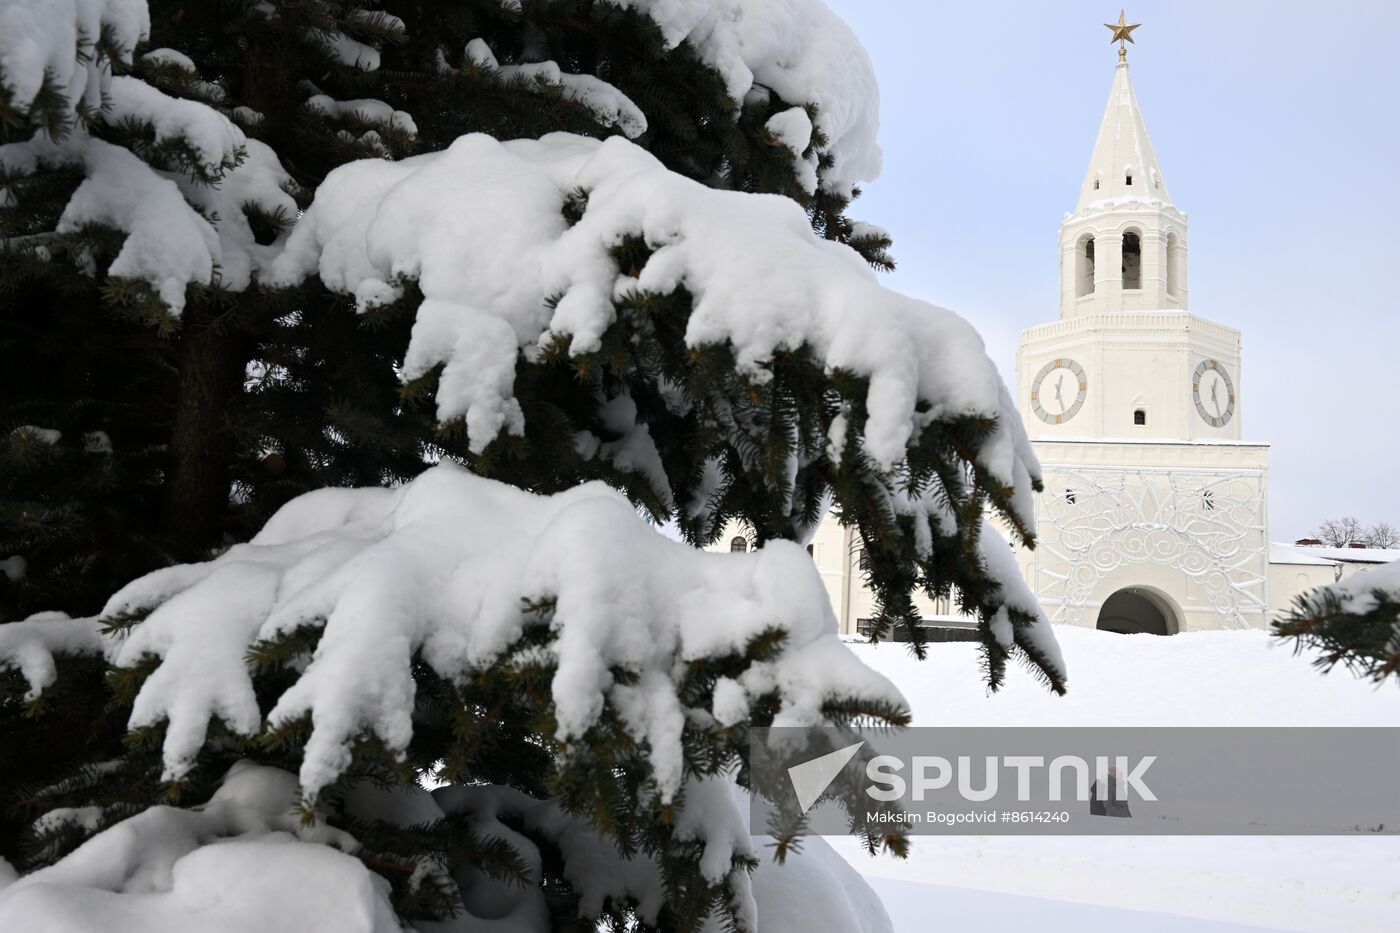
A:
[{"xmin": 825, "ymin": 0, "xmax": 1399, "ymax": 539}]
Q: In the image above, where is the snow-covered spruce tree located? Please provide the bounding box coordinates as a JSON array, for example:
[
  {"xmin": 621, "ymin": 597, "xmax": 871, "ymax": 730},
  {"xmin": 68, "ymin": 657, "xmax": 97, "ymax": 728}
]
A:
[
  {"xmin": 0, "ymin": 0, "xmax": 822, "ymax": 848},
  {"xmin": 0, "ymin": 0, "xmax": 430, "ymax": 862},
  {"xmin": 2, "ymin": 0, "xmax": 893, "ymax": 621},
  {"xmin": 0, "ymin": 0, "xmax": 408, "ymax": 621},
  {"xmin": 1, "ymin": 1, "xmax": 1067, "ymax": 930},
  {"xmin": 1276, "ymin": 561, "xmax": 1400, "ymax": 685}
]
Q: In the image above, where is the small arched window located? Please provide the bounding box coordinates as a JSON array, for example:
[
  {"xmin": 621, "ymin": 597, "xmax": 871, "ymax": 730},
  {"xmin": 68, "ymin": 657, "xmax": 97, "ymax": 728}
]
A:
[
  {"xmin": 730, "ymin": 536, "xmax": 748, "ymax": 553},
  {"xmin": 1093, "ymin": 179, "xmax": 1100, "ymax": 190},
  {"xmin": 1076, "ymin": 235, "xmax": 1096, "ymax": 297},
  {"xmin": 1125, "ymin": 172, "xmax": 1134, "ymax": 186},
  {"xmin": 1122, "ymin": 230, "xmax": 1142, "ymax": 289},
  {"xmin": 1133, "ymin": 409, "xmax": 1146, "ymax": 426}
]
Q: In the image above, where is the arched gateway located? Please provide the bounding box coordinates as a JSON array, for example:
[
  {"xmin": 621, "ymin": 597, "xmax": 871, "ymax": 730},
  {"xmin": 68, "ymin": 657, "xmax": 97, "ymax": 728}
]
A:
[{"xmin": 1096, "ymin": 587, "xmax": 1179, "ymax": 635}]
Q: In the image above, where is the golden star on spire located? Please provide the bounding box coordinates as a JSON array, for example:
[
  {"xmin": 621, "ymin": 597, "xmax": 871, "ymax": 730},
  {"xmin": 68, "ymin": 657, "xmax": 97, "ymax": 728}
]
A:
[{"xmin": 1104, "ymin": 10, "xmax": 1141, "ymax": 62}]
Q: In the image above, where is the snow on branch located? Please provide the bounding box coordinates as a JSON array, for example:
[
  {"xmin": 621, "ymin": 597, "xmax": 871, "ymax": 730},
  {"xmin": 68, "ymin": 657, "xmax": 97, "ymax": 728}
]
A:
[
  {"xmin": 0, "ymin": 130, "xmax": 295, "ymax": 312},
  {"xmin": 305, "ymin": 95, "xmax": 417, "ymax": 137},
  {"xmin": 106, "ymin": 75, "xmax": 244, "ymax": 179},
  {"xmin": 269, "ymin": 132, "xmax": 1039, "ymax": 512},
  {"xmin": 0, "ymin": 41, "xmax": 297, "ymax": 314},
  {"xmin": 1278, "ymin": 558, "xmax": 1400, "ymax": 684},
  {"xmin": 615, "ymin": 0, "xmax": 882, "ymax": 195},
  {"xmin": 0, "ymin": 0, "xmax": 150, "ymax": 130},
  {"xmin": 0, "ymin": 612, "xmax": 104, "ymax": 701},
  {"xmin": 0, "ymin": 762, "xmax": 391, "ymax": 931},
  {"xmin": 464, "ymin": 39, "xmax": 648, "ymax": 139},
  {"xmin": 0, "ymin": 759, "xmax": 891, "ymax": 933},
  {"xmin": 1300, "ymin": 559, "xmax": 1400, "ymax": 622},
  {"xmin": 4, "ymin": 465, "xmax": 903, "ymax": 802}
]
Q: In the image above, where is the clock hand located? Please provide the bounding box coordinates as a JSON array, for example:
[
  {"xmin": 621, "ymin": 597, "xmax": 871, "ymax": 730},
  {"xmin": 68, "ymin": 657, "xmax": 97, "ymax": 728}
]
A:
[
  {"xmin": 1054, "ymin": 374, "xmax": 1065, "ymax": 411},
  {"xmin": 1210, "ymin": 380, "xmax": 1220, "ymax": 417}
]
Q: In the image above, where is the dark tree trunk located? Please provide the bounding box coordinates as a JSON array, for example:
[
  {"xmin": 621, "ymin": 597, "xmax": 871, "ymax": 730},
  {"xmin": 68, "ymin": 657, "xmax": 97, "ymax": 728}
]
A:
[{"xmin": 162, "ymin": 300, "xmax": 245, "ymax": 558}]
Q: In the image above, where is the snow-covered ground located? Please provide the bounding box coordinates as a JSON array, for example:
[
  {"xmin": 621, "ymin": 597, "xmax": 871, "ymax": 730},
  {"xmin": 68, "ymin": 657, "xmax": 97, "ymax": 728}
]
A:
[{"xmin": 832, "ymin": 626, "xmax": 1400, "ymax": 932}]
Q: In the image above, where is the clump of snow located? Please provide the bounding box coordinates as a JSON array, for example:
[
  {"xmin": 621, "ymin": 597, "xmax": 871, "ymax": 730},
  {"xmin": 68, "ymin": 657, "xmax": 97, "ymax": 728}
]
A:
[
  {"xmin": 245, "ymin": 4, "xmax": 403, "ymax": 74},
  {"xmin": 7, "ymin": 464, "xmax": 902, "ymax": 804},
  {"xmin": 348, "ymin": 8, "xmax": 405, "ymax": 33},
  {"xmin": 53, "ymin": 137, "xmax": 222, "ymax": 310},
  {"xmin": 269, "ymin": 132, "xmax": 1036, "ymax": 510},
  {"xmin": 32, "ymin": 807, "xmax": 104, "ymax": 835},
  {"xmin": 231, "ymin": 106, "xmax": 264, "ymax": 126},
  {"xmin": 764, "ymin": 106, "xmax": 817, "ymax": 193},
  {"xmin": 317, "ymin": 30, "xmax": 382, "ymax": 72},
  {"xmin": 106, "ymin": 75, "xmax": 244, "ymax": 176},
  {"xmin": 466, "ymin": 39, "xmax": 648, "ymax": 139},
  {"xmin": 614, "ymin": 0, "xmax": 881, "ymax": 195},
  {"xmin": 178, "ymin": 138, "xmax": 299, "ymax": 292},
  {"xmin": 764, "ymin": 107, "xmax": 812, "ymax": 154},
  {"xmin": 140, "ymin": 47, "xmax": 195, "ymax": 72},
  {"xmin": 0, "ymin": 134, "xmax": 231, "ymax": 312},
  {"xmin": 306, "ymin": 95, "xmax": 417, "ymax": 137},
  {"xmin": 11, "ymin": 425, "xmax": 61, "ymax": 445},
  {"xmin": 0, "ymin": 0, "xmax": 150, "ymax": 124},
  {"xmin": 0, "ymin": 611, "xmax": 104, "ymax": 698},
  {"xmin": 0, "ymin": 556, "xmax": 27, "ymax": 583},
  {"xmin": 0, "ymin": 761, "xmax": 399, "ymax": 933},
  {"xmin": 849, "ymin": 221, "xmax": 889, "ymax": 241}
]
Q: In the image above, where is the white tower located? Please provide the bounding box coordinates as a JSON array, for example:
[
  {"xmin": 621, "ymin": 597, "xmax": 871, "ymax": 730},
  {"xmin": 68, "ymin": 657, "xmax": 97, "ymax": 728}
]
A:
[{"xmin": 1015, "ymin": 19, "xmax": 1270, "ymax": 633}]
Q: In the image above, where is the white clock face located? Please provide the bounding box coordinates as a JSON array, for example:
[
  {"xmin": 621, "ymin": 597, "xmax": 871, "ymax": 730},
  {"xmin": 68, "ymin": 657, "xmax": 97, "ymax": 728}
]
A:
[
  {"xmin": 1193, "ymin": 359, "xmax": 1236, "ymax": 427},
  {"xmin": 1030, "ymin": 358, "xmax": 1087, "ymax": 424}
]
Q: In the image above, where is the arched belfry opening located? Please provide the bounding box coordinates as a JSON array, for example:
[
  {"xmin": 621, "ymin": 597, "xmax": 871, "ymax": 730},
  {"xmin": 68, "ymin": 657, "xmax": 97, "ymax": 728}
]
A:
[
  {"xmin": 1077, "ymin": 235, "xmax": 1096, "ymax": 296},
  {"xmin": 1096, "ymin": 588, "xmax": 1178, "ymax": 635},
  {"xmin": 1121, "ymin": 230, "xmax": 1142, "ymax": 290}
]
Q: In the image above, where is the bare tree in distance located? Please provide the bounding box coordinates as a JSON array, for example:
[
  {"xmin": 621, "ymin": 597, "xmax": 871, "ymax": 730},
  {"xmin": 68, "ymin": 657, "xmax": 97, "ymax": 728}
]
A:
[
  {"xmin": 1310, "ymin": 516, "xmax": 1398, "ymax": 548},
  {"xmin": 1368, "ymin": 521, "xmax": 1400, "ymax": 549},
  {"xmin": 1313, "ymin": 517, "xmax": 1367, "ymax": 547}
]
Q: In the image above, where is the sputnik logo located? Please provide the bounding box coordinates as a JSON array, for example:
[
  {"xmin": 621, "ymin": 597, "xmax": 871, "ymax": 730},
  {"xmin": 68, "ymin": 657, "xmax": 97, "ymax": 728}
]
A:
[{"xmin": 787, "ymin": 741, "xmax": 865, "ymax": 813}]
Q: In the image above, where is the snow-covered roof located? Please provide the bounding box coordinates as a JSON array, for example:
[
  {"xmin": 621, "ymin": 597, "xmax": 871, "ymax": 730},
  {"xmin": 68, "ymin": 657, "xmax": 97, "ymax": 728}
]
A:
[
  {"xmin": 1285, "ymin": 545, "xmax": 1400, "ymax": 565},
  {"xmin": 1269, "ymin": 543, "xmax": 1340, "ymax": 567}
]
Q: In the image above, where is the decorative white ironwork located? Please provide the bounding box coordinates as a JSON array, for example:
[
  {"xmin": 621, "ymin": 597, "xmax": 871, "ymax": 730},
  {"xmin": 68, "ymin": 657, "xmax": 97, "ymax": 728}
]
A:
[{"xmin": 1034, "ymin": 466, "xmax": 1267, "ymax": 629}]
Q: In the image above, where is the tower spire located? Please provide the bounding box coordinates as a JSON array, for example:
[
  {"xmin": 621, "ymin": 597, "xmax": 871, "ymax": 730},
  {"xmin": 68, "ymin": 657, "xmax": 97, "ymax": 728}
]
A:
[
  {"xmin": 1073, "ymin": 48, "xmax": 1171, "ymax": 213},
  {"xmin": 1104, "ymin": 10, "xmax": 1141, "ymax": 63}
]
